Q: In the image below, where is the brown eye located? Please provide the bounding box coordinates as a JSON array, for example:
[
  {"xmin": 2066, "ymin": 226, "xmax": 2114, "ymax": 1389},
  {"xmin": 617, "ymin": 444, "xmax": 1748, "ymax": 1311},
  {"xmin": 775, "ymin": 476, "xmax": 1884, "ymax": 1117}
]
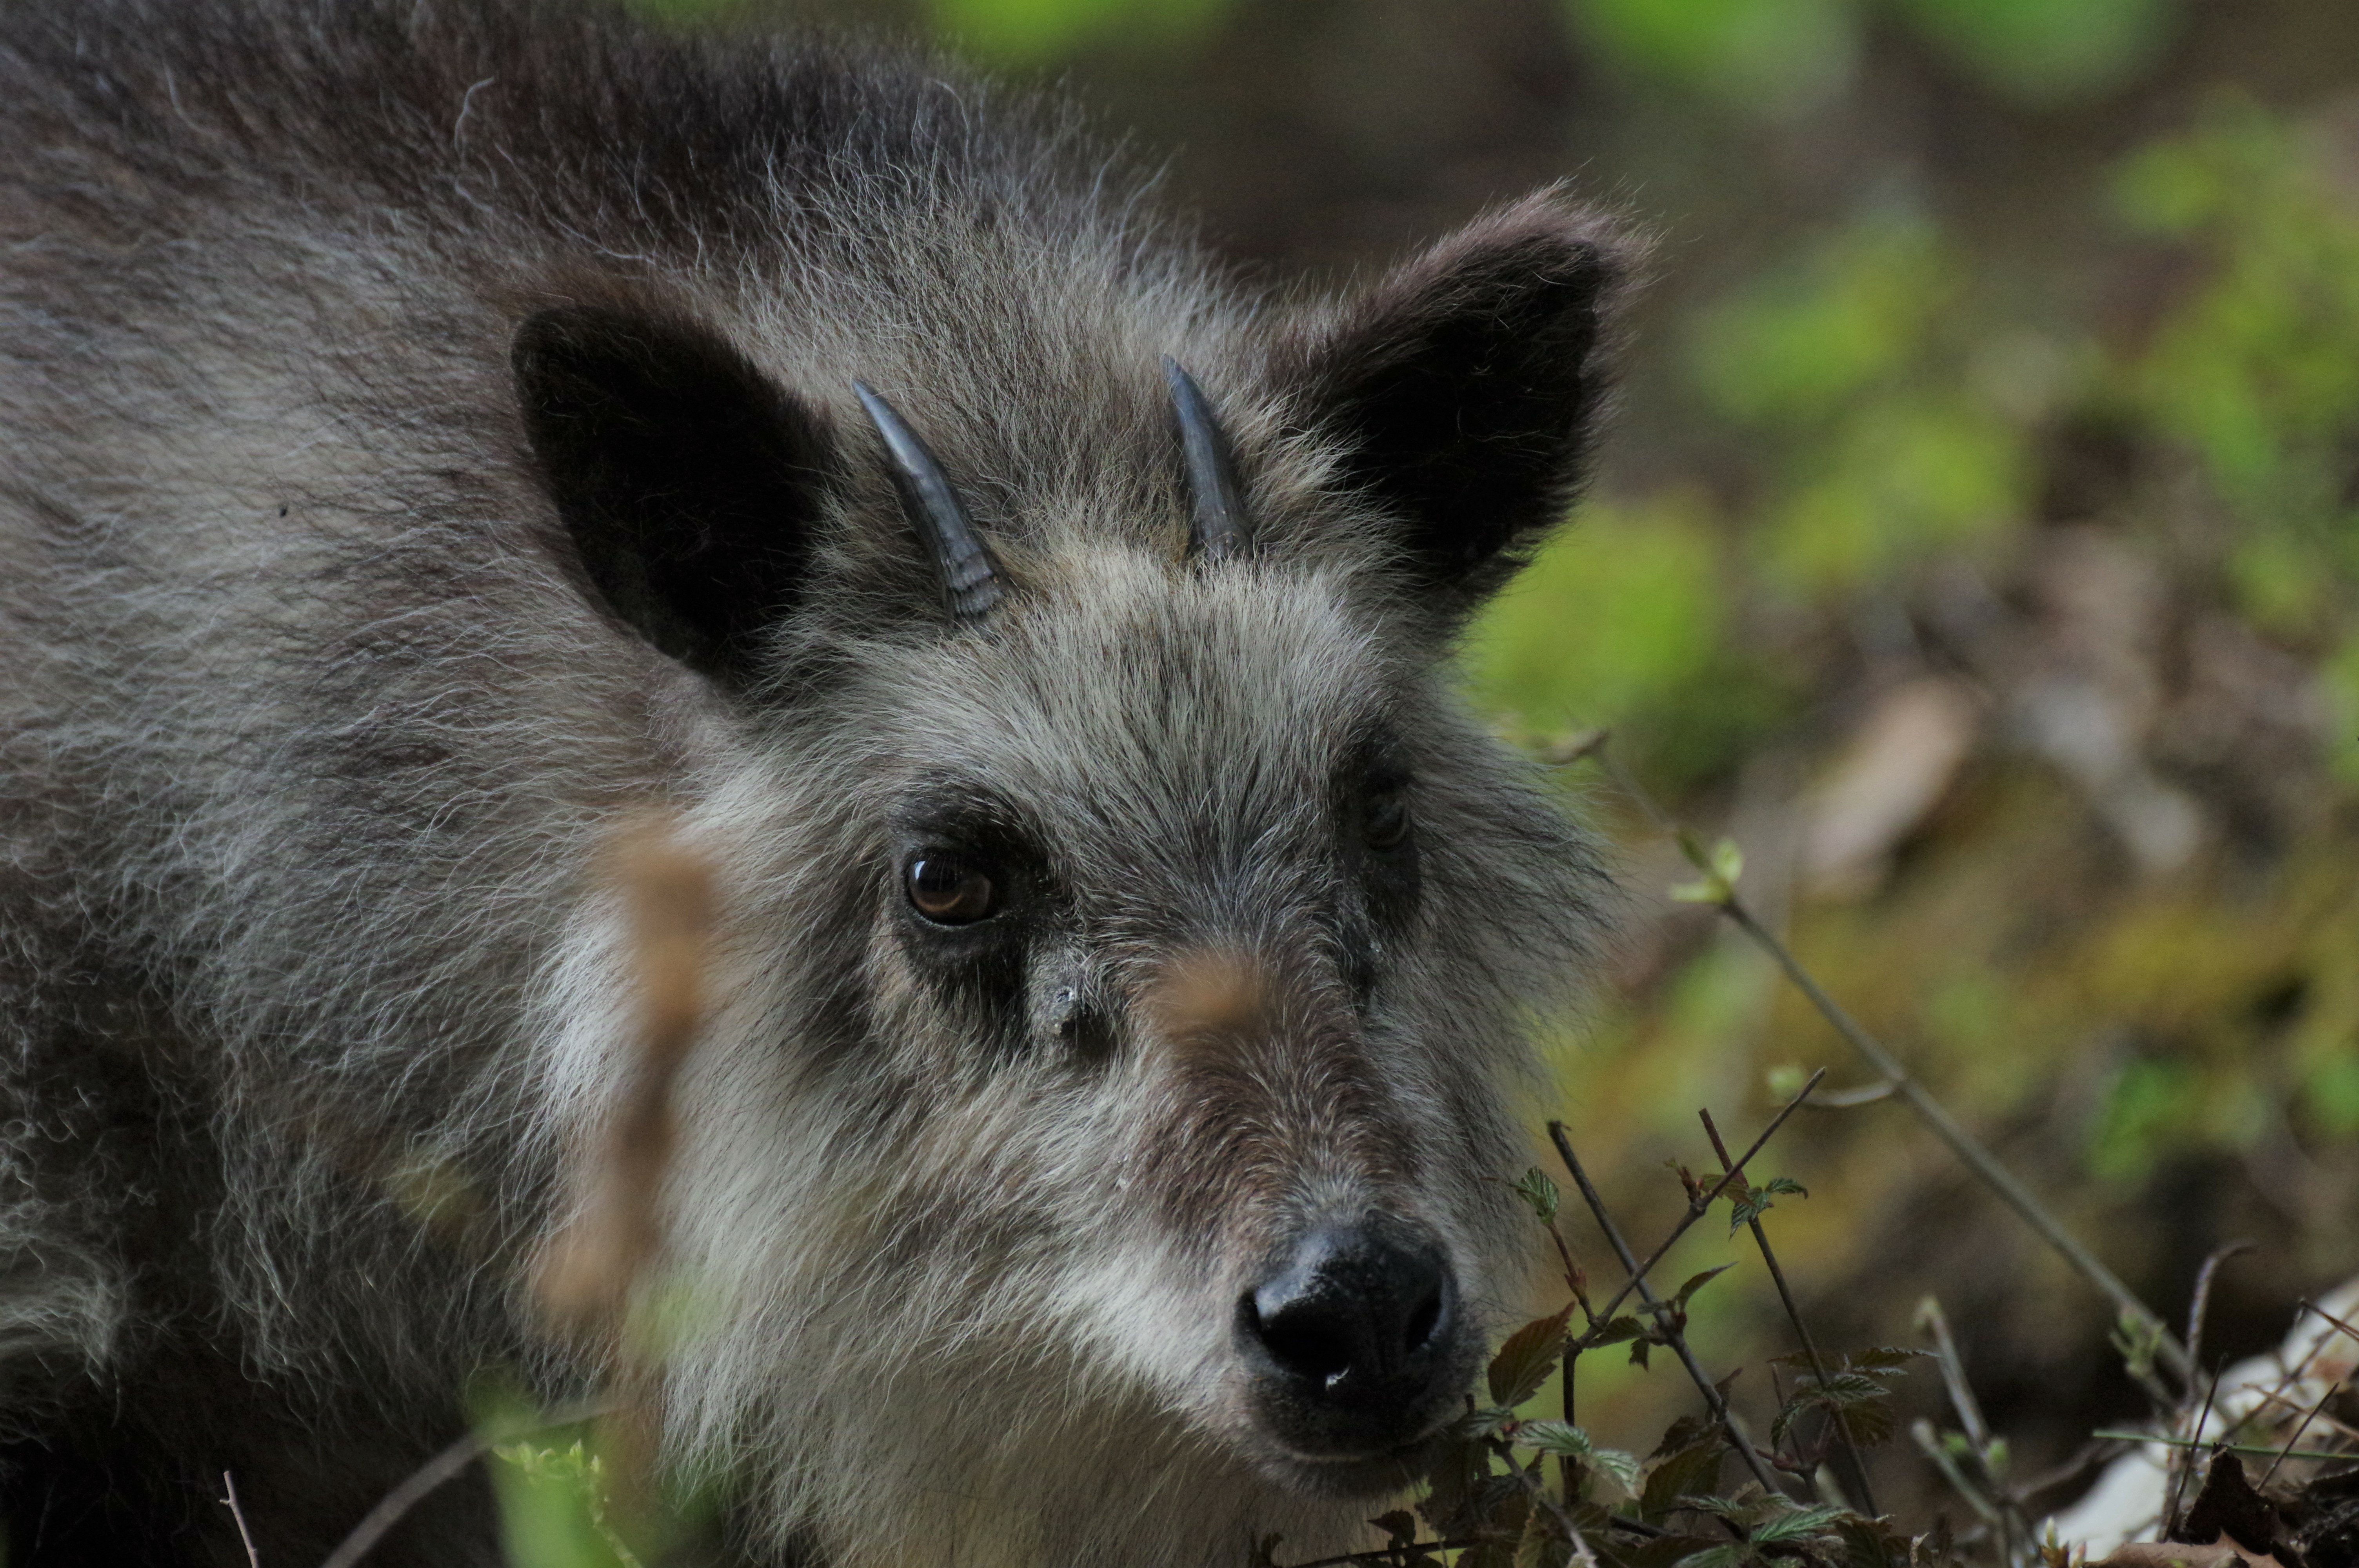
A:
[
  {"xmin": 905, "ymin": 855, "xmax": 998, "ymax": 924},
  {"xmin": 1364, "ymin": 787, "xmax": 1411, "ymax": 851}
]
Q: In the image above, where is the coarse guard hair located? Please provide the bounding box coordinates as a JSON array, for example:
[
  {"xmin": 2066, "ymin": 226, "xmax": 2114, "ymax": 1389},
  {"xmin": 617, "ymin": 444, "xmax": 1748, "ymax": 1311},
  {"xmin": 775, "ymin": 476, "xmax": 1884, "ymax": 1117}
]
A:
[{"xmin": 0, "ymin": 0, "xmax": 1639, "ymax": 1563}]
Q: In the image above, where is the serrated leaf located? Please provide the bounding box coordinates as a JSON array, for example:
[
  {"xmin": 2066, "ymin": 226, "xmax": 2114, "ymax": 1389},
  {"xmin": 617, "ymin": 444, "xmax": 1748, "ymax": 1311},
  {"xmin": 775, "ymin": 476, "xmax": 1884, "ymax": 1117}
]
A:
[
  {"xmin": 1628, "ymin": 1336, "xmax": 1652, "ymax": 1369},
  {"xmin": 1650, "ymin": 1414, "xmax": 1713, "ymax": 1459},
  {"xmin": 1815, "ymin": 1372, "xmax": 1896, "ymax": 1405},
  {"xmin": 1752, "ymin": 1503, "xmax": 1848, "ymax": 1544},
  {"xmin": 1516, "ymin": 1419, "xmax": 1596, "ymax": 1457},
  {"xmin": 1838, "ymin": 1399, "xmax": 1898, "ymax": 1447},
  {"xmin": 1514, "ymin": 1167, "xmax": 1561, "ymax": 1223},
  {"xmin": 1371, "ymin": 1510, "xmax": 1418, "ymax": 1547},
  {"xmin": 1588, "ymin": 1314, "xmax": 1647, "ymax": 1348},
  {"xmin": 1675, "ymin": 1494, "xmax": 1748, "ymax": 1522},
  {"xmin": 1640, "ymin": 1441, "xmax": 1725, "ymax": 1521},
  {"xmin": 1463, "ymin": 1405, "xmax": 1519, "ymax": 1439},
  {"xmin": 1488, "ymin": 1305, "xmax": 1574, "ymax": 1407},
  {"xmin": 1846, "ymin": 1347, "xmax": 1927, "ymax": 1373},
  {"xmin": 1761, "ymin": 1176, "xmax": 1807, "ymax": 1198},
  {"xmin": 1672, "ymin": 1263, "xmax": 1736, "ymax": 1309},
  {"xmin": 1588, "ymin": 1447, "xmax": 1644, "ymax": 1499},
  {"xmin": 1514, "ymin": 1493, "xmax": 1564, "ymax": 1568},
  {"xmin": 1835, "ymin": 1517, "xmax": 1909, "ymax": 1568}
]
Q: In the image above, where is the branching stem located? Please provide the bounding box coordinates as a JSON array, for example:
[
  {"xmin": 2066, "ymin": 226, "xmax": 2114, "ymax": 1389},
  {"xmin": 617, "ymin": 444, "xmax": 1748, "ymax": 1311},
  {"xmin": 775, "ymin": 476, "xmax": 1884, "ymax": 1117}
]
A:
[{"xmin": 1549, "ymin": 1121, "xmax": 1786, "ymax": 1500}]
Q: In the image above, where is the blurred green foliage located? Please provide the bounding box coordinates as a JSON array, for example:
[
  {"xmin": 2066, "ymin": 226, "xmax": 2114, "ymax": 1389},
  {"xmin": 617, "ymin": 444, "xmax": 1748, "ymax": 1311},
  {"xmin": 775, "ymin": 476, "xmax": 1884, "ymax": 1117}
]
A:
[
  {"xmin": 490, "ymin": 1437, "xmax": 643, "ymax": 1568},
  {"xmin": 1568, "ymin": 0, "xmax": 2184, "ymax": 111},
  {"xmin": 923, "ymin": 0, "xmax": 1230, "ymax": 60}
]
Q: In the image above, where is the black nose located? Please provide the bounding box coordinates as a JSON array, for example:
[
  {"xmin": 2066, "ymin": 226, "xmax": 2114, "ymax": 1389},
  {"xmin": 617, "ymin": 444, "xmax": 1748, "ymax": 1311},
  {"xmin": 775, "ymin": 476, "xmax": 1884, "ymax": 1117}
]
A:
[{"xmin": 1238, "ymin": 1220, "xmax": 1462, "ymax": 1458}]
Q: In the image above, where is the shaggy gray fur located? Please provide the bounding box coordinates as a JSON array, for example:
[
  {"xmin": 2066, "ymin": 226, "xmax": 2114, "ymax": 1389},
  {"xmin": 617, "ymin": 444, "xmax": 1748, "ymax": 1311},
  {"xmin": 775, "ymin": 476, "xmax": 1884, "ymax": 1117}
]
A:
[{"xmin": 0, "ymin": 1, "xmax": 1632, "ymax": 1562}]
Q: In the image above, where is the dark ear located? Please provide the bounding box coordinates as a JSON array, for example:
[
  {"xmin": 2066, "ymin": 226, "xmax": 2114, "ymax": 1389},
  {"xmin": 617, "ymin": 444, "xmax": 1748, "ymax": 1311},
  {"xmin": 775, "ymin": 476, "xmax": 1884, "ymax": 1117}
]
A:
[
  {"xmin": 1280, "ymin": 193, "xmax": 1634, "ymax": 603},
  {"xmin": 513, "ymin": 305, "xmax": 833, "ymax": 682}
]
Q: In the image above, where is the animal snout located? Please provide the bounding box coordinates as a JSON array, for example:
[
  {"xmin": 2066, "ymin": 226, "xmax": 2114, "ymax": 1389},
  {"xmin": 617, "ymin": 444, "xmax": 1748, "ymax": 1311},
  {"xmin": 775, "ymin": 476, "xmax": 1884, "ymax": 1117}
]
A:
[{"xmin": 1237, "ymin": 1218, "xmax": 1468, "ymax": 1465}]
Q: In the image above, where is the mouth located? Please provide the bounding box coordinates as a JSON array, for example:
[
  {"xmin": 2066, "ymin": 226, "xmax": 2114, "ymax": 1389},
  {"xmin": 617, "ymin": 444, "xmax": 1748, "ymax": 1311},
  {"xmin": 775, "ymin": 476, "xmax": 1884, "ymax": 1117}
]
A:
[{"xmin": 1249, "ymin": 1420, "xmax": 1460, "ymax": 1499}]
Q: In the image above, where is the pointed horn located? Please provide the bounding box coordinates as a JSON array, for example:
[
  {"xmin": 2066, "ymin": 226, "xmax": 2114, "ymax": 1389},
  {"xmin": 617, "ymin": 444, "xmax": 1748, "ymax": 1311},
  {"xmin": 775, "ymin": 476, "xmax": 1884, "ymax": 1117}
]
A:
[
  {"xmin": 1165, "ymin": 358, "xmax": 1251, "ymax": 562},
  {"xmin": 854, "ymin": 381, "xmax": 1004, "ymax": 620}
]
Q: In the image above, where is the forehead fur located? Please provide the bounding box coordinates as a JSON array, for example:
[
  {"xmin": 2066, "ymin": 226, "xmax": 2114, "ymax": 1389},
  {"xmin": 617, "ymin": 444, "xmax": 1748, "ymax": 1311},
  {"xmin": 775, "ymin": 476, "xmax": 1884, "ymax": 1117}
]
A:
[{"xmin": 832, "ymin": 548, "xmax": 1393, "ymax": 826}]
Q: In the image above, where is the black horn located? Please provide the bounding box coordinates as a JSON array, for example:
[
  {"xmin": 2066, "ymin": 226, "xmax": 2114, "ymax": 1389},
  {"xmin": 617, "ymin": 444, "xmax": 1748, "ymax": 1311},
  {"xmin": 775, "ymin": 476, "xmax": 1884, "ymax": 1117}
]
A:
[
  {"xmin": 1165, "ymin": 357, "xmax": 1251, "ymax": 562},
  {"xmin": 854, "ymin": 381, "xmax": 1004, "ymax": 620}
]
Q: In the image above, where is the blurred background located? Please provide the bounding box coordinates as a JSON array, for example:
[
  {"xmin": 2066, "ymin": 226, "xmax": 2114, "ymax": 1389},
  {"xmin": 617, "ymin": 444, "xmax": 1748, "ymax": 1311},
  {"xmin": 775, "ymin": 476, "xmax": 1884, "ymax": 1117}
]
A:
[{"xmin": 690, "ymin": 0, "xmax": 2358, "ymax": 1522}]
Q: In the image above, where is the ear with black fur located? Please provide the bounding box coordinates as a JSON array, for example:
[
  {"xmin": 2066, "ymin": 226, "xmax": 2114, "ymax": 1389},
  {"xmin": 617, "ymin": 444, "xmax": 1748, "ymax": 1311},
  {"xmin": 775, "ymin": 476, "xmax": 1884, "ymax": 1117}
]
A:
[
  {"xmin": 513, "ymin": 305, "xmax": 833, "ymax": 683},
  {"xmin": 1279, "ymin": 192, "xmax": 1634, "ymax": 604}
]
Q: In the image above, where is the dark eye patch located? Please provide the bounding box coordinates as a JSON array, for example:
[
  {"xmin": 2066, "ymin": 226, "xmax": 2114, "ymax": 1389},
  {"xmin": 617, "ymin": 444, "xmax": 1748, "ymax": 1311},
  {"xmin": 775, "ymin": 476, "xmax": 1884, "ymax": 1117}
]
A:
[
  {"xmin": 1337, "ymin": 732, "xmax": 1421, "ymax": 939},
  {"xmin": 887, "ymin": 783, "xmax": 1060, "ymax": 1056}
]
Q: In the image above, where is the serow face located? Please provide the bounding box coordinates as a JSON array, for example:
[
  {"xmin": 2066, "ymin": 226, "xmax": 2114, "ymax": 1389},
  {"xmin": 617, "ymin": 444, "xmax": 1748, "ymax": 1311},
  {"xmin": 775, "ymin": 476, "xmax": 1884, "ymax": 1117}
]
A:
[
  {"xmin": 860, "ymin": 572, "xmax": 1576, "ymax": 1497},
  {"xmin": 515, "ymin": 189, "xmax": 1631, "ymax": 1504}
]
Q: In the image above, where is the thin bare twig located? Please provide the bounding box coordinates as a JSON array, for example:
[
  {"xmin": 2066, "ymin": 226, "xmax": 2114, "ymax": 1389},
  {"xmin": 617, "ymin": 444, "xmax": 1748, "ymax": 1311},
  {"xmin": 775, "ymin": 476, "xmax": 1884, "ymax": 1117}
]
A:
[
  {"xmin": 2091, "ymin": 1432, "xmax": 2355, "ymax": 1463},
  {"xmin": 1700, "ymin": 1107, "xmax": 1876, "ymax": 1515},
  {"xmin": 2259, "ymin": 1358, "xmax": 2353, "ymax": 1488},
  {"xmin": 1912, "ymin": 1417, "xmax": 2004, "ymax": 1528},
  {"xmin": 2164, "ymin": 1369, "xmax": 2222, "ymax": 1538},
  {"xmin": 1548, "ymin": 1120, "xmax": 1785, "ymax": 1500},
  {"xmin": 2160, "ymin": 1241, "xmax": 2254, "ymax": 1530},
  {"xmin": 1806, "ymin": 1080, "xmax": 1900, "ymax": 1109},
  {"xmin": 1281, "ymin": 1538, "xmax": 1484, "ymax": 1568},
  {"xmin": 2186, "ymin": 1245, "xmax": 2255, "ymax": 1376},
  {"xmin": 2243, "ymin": 1388, "xmax": 2359, "ymax": 1445},
  {"xmin": 318, "ymin": 1398, "xmax": 613, "ymax": 1568},
  {"xmin": 2295, "ymin": 1298, "xmax": 2359, "ymax": 1356},
  {"xmin": 1490, "ymin": 1438, "xmax": 1599, "ymax": 1566},
  {"xmin": 220, "ymin": 1472, "xmax": 261, "ymax": 1568},
  {"xmin": 1573, "ymin": 1068, "xmax": 1827, "ymax": 1342}
]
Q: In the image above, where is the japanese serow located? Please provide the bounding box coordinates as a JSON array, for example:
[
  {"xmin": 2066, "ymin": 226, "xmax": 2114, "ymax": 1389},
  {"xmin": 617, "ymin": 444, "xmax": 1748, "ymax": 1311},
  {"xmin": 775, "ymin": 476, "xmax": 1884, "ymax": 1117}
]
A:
[{"xmin": 0, "ymin": 0, "xmax": 1632, "ymax": 1563}]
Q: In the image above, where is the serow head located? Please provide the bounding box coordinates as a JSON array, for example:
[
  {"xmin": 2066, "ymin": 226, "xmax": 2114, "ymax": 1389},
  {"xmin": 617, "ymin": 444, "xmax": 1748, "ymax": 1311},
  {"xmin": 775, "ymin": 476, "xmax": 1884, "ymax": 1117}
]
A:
[{"xmin": 513, "ymin": 189, "xmax": 1637, "ymax": 1514}]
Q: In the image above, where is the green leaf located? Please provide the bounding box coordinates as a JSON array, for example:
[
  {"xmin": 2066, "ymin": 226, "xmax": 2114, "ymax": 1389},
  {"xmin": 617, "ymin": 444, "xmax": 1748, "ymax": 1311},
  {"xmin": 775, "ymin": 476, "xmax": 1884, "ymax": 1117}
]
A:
[
  {"xmin": 1651, "ymin": 1414, "xmax": 1713, "ymax": 1459},
  {"xmin": 1516, "ymin": 1419, "xmax": 1596, "ymax": 1457},
  {"xmin": 1588, "ymin": 1446, "xmax": 1645, "ymax": 1498},
  {"xmin": 1753, "ymin": 1503, "xmax": 1850, "ymax": 1544},
  {"xmin": 1489, "ymin": 1306, "xmax": 1574, "ymax": 1408},
  {"xmin": 1514, "ymin": 1494, "xmax": 1564, "ymax": 1568},
  {"xmin": 1671, "ymin": 1263, "xmax": 1736, "ymax": 1309},
  {"xmin": 1514, "ymin": 1167, "xmax": 1562, "ymax": 1223},
  {"xmin": 1641, "ymin": 1441, "xmax": 1726, "ymax": 1521},
  {"xmin": 1835, "ymin": 1516, "xmax": 1911, "ymax": 1568},
  {"xmin": 1846, "ymin": 1345, "xmax": 1926, "ymax": 1373},
  {"xmin": 1463, "ymin": 1405, "xmax": 1520, "ymax": 1440},
  {"xmin": 1589, "ymin": 1314, "xmax": 1648, "ymax": 1348}
]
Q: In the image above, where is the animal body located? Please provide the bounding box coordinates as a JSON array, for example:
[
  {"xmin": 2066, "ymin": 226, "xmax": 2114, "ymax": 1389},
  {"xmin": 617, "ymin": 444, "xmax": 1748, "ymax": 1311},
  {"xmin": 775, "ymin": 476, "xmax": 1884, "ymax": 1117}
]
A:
[{"xmin": 0, "ymin": 1, "xmax": 1631, "ymax": 1563}]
